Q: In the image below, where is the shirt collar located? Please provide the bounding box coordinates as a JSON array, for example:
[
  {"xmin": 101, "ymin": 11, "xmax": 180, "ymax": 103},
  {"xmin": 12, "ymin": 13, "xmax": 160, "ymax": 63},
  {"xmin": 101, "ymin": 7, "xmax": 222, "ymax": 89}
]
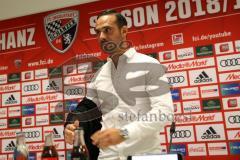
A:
[
  {"xmin": 107, "ymin": 47, "xmax": 136, "ymax": 62},
  {"xmin": 122, "ymin": 47, "xmax": 136, "ymax": 59}
]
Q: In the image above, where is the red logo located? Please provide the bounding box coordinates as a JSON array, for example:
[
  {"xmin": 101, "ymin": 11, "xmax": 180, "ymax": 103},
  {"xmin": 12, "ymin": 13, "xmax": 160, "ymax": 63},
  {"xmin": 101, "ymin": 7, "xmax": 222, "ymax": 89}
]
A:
[
  {"xmin": 25, "ymin": 118, "xmax": 32, "ymax": 125},
  {"xmin": 67, "ymin": 66, "xmax": 74, "ymax": 74},
  {"xmin": 172, "ymin": 33, "xmax": 184, "ymax": 45},
  {"xmin": 163, "ymin": 52, "xmax": 172, "ymax": 60},
  {"xmin": 25, "ymin": 72, "xmax": 31, "ymax": 79},
  {"xmin": 227, "ymin": 99, "xmax": 237, "ymax": 108},
  {"xmin": 220, "ymin": 44, "xmax": 229, "ymax": 52}
]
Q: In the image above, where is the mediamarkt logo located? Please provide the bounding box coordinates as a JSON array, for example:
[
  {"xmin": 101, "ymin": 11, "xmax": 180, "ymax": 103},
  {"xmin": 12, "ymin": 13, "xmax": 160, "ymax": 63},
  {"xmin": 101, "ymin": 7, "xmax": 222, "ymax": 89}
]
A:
[
  {"xmin": 226, "ymin": 73, "xmax": 240, "ymax": 81},
  {"xmin": 175, "ymin": 113, "xmax": 222, "ymax": 124},
  {"xmin": 0, "ymin": 130, "xmax": 19, "ymax": 138},
  {"xmin": 165, "ymin": 58, "xmax": 214, "ymax": 71}
]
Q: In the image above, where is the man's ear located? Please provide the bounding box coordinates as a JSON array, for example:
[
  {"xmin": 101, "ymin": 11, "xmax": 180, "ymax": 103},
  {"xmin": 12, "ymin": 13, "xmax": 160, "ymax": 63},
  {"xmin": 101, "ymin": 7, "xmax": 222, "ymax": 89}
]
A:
[{"xmin": 121, "ymin": 26, "xmax": 128, "ymax": 38}]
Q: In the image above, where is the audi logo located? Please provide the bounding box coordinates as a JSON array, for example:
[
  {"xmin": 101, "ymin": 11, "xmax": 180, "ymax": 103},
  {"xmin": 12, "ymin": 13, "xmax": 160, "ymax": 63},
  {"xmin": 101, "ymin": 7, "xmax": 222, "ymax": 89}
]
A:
[
  {"xmin": 167, "ymin": 76, "xmax": 185, "ymax": 84},
  {"xmin": 172, "ymin": 130, "xmax": 191, "ymax": 138},
  {"xmin": 24, "ymin": 131, "xmax": 40, "ymax": 138},
  {"xmin": 220, "ymin": 58, "xmax": 240, "ymax": 67},
  {"xmin": 24, "ymin": 84, "xmax": 39, "ymax": 92},
  {"xmin": 66, "ymin": 88, "xmax": 83, "ymax": 95},
  {"xmin": 228, "ymin": 115, "xmax": 240, "ymax": 124}
]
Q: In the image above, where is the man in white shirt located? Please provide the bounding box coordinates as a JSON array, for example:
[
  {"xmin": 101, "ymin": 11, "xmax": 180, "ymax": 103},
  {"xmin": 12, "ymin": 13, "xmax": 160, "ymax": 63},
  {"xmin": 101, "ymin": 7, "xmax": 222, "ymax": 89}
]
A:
[{"xmin": 64, "ymin": 10, "xmax": 173, "ymax": 160}]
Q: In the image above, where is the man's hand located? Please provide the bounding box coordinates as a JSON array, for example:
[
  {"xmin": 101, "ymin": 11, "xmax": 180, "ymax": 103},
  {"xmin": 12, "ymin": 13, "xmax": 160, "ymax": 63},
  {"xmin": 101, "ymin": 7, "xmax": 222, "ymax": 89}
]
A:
[
  {"xmin": 64, "ymin": 120, "xmax": 79, "ymax": 144},
  {"xmin": 91, "ymin": 128, "xmax": 125, "ymax": 149}
]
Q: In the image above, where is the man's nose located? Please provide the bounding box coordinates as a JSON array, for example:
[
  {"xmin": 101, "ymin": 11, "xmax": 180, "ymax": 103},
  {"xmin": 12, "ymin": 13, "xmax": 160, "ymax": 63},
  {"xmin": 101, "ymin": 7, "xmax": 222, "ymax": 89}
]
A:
[{"xmin": 99, "ymin": 32, "xmax": 107, "ymax": 41}]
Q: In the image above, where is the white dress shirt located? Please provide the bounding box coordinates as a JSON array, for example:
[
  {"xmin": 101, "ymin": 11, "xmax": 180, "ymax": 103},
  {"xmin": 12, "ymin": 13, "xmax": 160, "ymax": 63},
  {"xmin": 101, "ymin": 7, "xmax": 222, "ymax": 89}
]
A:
[{"xmin": 87, "ymin": 48, "xmax": 174, "ymax": 160}]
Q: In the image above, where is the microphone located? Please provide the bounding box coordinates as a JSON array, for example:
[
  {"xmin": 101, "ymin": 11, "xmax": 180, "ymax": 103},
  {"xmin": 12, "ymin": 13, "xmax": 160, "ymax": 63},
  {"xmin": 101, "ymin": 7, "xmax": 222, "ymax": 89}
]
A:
[{"xmin": 168, "ymin": 121, "xmax": 176, "ymax": 153}]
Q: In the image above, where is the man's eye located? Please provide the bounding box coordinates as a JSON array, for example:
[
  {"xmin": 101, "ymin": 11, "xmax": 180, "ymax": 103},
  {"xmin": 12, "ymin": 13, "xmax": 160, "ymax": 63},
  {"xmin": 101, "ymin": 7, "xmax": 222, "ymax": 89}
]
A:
[
  {"xmin": 105, "ymin": 28, "xmax": 111, "ymax": 33},
  {"xmin": 95, "ymin": 30, "xmax": 100, "ymax": 35}
]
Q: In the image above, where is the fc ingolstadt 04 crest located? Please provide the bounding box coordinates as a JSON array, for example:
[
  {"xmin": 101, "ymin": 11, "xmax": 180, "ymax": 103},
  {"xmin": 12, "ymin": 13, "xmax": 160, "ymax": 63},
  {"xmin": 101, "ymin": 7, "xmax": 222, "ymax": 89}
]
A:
[{"xmin": 44, "ymin": 10, "xmax": 79, "ymax": 53}]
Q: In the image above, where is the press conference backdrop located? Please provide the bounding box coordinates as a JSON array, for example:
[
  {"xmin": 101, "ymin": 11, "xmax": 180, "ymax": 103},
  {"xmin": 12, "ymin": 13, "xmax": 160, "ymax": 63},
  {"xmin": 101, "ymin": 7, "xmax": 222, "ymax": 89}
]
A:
[{"xmin": 0, "ymin": 0, "xmax": 239, "ymax": 159}]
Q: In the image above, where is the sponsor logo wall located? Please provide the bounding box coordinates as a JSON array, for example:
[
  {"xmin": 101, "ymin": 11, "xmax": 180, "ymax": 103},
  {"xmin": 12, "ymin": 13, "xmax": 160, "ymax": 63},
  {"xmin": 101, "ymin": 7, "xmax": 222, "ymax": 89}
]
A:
[{"xmin": 0, "ymin": 0, "xmax": 239, "ymax": 159}]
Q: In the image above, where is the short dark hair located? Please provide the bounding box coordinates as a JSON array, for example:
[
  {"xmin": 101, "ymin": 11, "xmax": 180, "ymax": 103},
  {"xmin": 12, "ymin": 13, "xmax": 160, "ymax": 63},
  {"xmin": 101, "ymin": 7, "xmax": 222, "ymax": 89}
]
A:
[{"xmin": 97, "ymin": 9, "xmax": 127, "ymax": 28}]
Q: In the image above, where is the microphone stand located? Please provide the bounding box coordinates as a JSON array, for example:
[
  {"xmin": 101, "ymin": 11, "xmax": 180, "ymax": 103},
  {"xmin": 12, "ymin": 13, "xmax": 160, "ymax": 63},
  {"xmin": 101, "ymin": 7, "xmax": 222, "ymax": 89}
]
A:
[{"xmin": 168, "ymin": 121, "xmax": 176, "ymax": 153}]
